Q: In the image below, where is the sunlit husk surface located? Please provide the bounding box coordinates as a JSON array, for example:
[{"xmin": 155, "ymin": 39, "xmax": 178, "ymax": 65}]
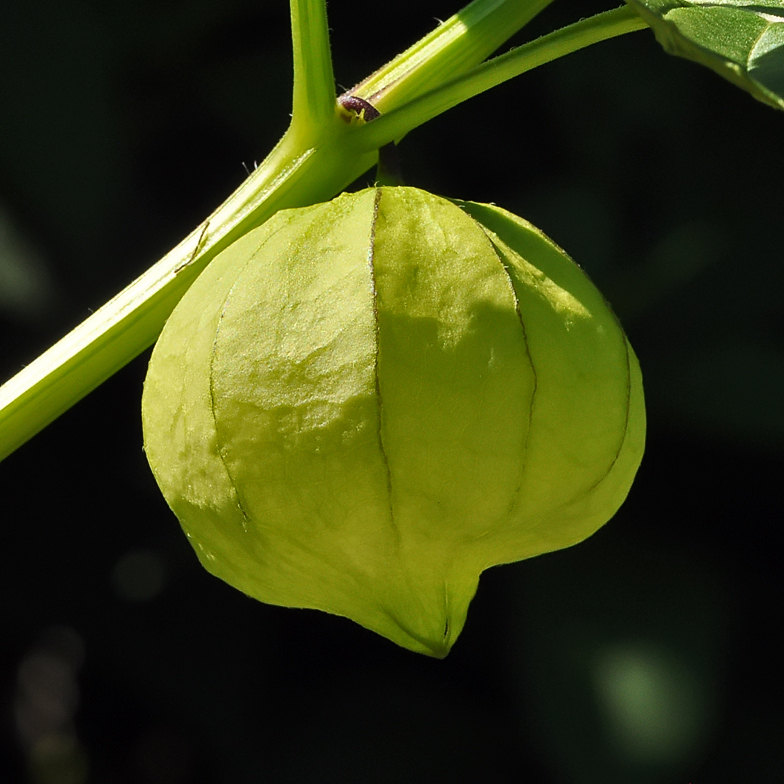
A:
[{"xmin": 142, "ymin": 186, "xmax": 645, "ymax": 657}]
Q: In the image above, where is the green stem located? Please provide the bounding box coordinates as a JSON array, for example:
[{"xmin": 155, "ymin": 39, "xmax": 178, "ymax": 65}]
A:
[
  {"xmin": 0, "ymin": 128, "xmax": 378, "ymax": 463},
  {"xmin": 0, "ymin": 0, "xmax": 648, "ymax": 462},
  {"xmin": 290, "ymin": 0, "xmax": 337, "ymax": 137},
  {"xmin": 348, "ymin": 0, "xmax": 557, "ymax": 112},
  {"xmin": 355, "ymin": 6, "xmax": 649, "ymax": 150}
]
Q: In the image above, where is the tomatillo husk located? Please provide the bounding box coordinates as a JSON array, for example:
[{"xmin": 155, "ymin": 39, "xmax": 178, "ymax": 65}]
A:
[{"xmin": 142, "ymin": 186, "xmax": 645, "ymax": 657}]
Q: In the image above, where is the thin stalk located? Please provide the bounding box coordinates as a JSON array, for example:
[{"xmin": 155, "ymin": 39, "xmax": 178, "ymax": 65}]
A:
[
  {"xmin": 355, "ymin": 6, "xmax": 649, "ymax": 151},
  {"xmin": 290, "ymin": 0, "xmax": 337, "ymax": 136}
]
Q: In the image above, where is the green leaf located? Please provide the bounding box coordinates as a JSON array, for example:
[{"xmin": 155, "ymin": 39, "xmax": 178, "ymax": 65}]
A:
[{"xmin": 625, "ymin": 0, "xmax": 784, "ymax": 110}]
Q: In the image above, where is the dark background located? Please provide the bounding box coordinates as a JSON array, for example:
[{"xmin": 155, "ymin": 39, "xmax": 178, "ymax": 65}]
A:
[{"xmin": 1, "ymin": 1, "xmax": 782, "ymax": 782}]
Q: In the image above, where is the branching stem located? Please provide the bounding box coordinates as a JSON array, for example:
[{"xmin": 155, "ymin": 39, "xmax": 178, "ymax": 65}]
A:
[{"xmin": 0, "ymin": 1, "xmax": 648, "ymax": 462}]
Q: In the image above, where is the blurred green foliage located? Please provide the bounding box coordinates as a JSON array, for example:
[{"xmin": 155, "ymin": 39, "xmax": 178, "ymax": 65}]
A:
[{"xmin": 1, "ymin": 1, "xmax": 782, "ymax": 782}]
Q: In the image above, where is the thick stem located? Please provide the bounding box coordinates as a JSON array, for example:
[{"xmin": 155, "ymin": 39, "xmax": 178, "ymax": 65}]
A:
[
  {"xmin": 348, "ymin": 0, "xmax": 557, "ymax": 111},
  {"xmin": 0, "ymin": 128, "xmax": 377, "ymax": 462}
]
